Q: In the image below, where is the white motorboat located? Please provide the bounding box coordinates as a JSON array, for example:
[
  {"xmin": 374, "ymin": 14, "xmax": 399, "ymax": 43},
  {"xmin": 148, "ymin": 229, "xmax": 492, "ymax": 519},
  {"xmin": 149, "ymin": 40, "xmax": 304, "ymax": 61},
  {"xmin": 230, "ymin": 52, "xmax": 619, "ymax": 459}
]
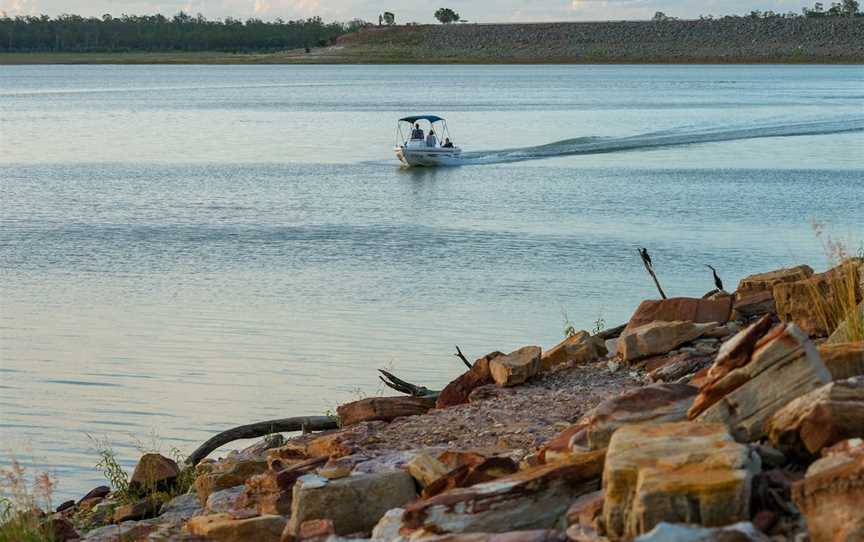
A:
[{"xmin": 394, "ymin": 115, "xmax": 463, "ymax": 167}]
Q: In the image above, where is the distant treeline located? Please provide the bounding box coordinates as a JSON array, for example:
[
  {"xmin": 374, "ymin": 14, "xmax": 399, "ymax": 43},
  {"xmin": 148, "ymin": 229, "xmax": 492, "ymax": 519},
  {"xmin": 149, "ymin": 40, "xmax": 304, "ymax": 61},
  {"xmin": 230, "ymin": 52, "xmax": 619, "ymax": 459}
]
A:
[{"xmin": 0, "ymin": 13, "xmax": 369, "ymax": 53}]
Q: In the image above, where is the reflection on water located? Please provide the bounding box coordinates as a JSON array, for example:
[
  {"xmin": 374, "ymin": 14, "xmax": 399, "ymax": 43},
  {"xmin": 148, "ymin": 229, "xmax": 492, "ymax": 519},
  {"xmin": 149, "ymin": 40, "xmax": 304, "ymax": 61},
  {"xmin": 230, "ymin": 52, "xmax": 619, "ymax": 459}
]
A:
[{"xmin": 1, "ymin": 64, "xmax": 862, "ymax": 499}]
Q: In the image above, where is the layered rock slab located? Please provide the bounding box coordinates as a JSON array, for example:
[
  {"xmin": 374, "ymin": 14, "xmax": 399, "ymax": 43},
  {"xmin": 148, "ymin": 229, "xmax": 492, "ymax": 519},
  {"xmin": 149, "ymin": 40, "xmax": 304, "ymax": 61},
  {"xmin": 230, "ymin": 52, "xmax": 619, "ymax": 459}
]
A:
[
  {"xmin": 624, "ymin": 297, "xmax": 732, "ymax": 332},
  {"xmin": 792, "ymin": 454, "xmax": 864, "ymax": 542},
  {"xmin": 401, "ymin": 450, "xmax": 605, "ymax": 533},
  {"xmin": 337, "ymin": 396, "xmax": 436, "ymax": 427},
  {"xmin": 619, "ymin": 321, "xmax": 716, "ymax": 362},
  {"xmin": 602, "ymin": 421, "xmax": 760, "ymax": 541},
  {"xmin": 286, "ymin": 469, "xmax": 416, "ymax": 536},
  {"xmin": 765, "ymin": 376, "xmax": 864, "ymax": 458},
  {"xmin": 693, "ymin": 323, "xmax": 832, "ymax": 442},
  {"xmin": 490, "ymin": 346, "xmax": 542, "ymax": 387}
]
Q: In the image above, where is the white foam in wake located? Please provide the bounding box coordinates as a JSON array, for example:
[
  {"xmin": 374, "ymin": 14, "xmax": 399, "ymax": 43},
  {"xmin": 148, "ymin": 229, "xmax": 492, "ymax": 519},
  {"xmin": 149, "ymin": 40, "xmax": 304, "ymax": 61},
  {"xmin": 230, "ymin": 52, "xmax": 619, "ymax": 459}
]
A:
[{"xmin": 460, "ymin": 117, "xmax": 864, "ymax": 165}]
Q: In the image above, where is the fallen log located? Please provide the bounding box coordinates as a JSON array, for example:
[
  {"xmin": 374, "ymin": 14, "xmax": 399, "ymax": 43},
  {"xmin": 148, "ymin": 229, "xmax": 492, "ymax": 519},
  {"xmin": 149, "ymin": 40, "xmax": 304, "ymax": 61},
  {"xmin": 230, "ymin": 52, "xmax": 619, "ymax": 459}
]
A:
[
  {"xmin": 185, "ymin": 416, "xmax": 338, "ymax": 467},
  {"xmin": 378, "ymin": 369, "xmax": 439, "ymax": 399}
]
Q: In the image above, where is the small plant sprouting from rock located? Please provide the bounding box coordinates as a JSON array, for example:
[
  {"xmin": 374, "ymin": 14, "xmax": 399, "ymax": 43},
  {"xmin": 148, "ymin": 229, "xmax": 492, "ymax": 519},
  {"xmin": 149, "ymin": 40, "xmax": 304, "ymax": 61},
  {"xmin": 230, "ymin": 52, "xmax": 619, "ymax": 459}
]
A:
[
  {"xmin": 593, "ymin": 315, "xmax": 607, "ymax": 335},
  {"xmin": 561, "ymin": 309, "xmax": 577, "ymax": 338},
  {"xmin": 89, "ymin": 435, "xmax": 131, "ymax": 503}
]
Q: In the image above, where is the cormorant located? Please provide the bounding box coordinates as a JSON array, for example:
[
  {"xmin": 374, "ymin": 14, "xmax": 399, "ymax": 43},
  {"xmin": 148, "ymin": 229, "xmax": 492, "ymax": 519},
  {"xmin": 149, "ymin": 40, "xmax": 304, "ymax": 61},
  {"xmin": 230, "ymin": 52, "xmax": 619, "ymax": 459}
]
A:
[
  {"xmin": 639, "ymin": 247, "xmax": 653, "ymax": 268},
  {"xmin": 705, "ymin": 264, "xmax": 724, "ymax": 291}
]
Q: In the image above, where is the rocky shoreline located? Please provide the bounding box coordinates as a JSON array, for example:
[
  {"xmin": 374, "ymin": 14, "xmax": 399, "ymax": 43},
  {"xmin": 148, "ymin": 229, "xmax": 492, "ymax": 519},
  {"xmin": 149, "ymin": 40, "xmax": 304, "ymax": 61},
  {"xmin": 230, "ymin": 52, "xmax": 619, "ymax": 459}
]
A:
[
  {"xmin": 326, "ymin": 18, "xmax": 864, "ymax": 64},
  {"xmin": 20, "ymin": 258, "xmax": 864, "ymax": 541}
]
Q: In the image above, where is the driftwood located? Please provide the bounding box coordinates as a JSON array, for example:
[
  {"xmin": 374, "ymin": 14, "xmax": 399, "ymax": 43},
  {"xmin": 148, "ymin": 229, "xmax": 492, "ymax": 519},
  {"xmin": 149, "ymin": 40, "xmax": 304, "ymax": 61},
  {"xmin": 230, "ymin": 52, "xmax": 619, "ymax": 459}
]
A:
[
  {"xmin": 185, "ymin": 416, "xmax": 338, "ymax": 467},
  {"xmin": 378, "ymin": 369, "xmax": 439, "ymax": 399},
  {"xmin": 638, "ymin": 248, "xmax": 667, "ymax": 300},
  {"xmin": 454, "ymin": 345, "xmax": 472, "ymax": 369},
  {"xmin": 595, "ymin": 323, "xmax": 626, "ymax": 340},
  {"xmin": 338, "ymin": 395, "xmax": 437, "ymax": 427}
]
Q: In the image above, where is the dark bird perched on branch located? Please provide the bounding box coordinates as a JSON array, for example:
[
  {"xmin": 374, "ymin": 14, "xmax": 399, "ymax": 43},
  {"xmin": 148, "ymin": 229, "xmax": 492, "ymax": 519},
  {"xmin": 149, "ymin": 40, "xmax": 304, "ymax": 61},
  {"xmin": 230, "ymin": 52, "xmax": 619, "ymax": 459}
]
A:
[
  {"xmin": 705, "ymin": 264, "xmax": 724, "ymax": 291},
  {"xmin": 639, "ymin": 247, "xmax": 653, "ymax": 268},
  {"xmin": 637, "ymin": 247, "xmax": 667, "ymax": 299}
]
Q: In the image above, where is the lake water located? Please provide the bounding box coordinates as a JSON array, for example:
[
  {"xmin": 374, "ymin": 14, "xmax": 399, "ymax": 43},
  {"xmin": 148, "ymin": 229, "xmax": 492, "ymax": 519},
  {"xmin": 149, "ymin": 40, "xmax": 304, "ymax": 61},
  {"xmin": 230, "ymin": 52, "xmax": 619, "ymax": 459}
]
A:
[{"xmin": 1, "ymin": 65, "xmax": 862, "ymax": 499}]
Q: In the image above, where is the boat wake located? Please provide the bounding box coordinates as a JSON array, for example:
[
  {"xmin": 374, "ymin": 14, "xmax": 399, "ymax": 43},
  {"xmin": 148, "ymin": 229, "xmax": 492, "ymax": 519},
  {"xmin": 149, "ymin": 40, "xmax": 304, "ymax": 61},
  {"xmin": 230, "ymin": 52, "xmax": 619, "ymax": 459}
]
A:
[{"xmin": 460, "ymin": 117, "xmax": 864, "ymax": 165}]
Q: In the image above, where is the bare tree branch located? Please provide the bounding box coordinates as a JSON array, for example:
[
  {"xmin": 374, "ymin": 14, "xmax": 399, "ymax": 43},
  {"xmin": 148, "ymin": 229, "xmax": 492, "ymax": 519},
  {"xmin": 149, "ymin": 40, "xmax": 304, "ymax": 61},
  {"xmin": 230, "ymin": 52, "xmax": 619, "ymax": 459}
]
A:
[{"xmin": 454, "ymin": 345, "xmax": 472, "ymax": 369}]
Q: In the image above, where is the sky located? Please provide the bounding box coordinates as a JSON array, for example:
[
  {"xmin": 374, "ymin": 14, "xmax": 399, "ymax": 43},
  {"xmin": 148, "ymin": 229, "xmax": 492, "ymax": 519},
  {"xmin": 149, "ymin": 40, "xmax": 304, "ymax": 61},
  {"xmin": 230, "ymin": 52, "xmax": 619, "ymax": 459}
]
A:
[{"xmin": 0, "ymin": 0, "xmax": 819, "ymax": 23}]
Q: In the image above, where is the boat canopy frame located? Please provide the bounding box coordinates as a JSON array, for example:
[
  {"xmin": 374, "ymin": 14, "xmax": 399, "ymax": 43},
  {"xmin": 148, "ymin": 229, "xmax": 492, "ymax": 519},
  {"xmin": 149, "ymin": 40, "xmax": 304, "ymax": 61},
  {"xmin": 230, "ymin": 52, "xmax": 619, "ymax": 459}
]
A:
[{"xmin": 396, "ymin": 115, "xmax": 453, "ymax": 146}]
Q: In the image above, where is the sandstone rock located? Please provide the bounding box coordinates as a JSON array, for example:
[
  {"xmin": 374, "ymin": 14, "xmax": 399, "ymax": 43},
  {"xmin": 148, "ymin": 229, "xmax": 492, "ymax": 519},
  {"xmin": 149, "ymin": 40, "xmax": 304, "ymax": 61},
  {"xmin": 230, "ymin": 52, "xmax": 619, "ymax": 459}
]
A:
[
  {"xmin": 565, "ymin": 490, "xmax": 604, "ymax": 527},
  {"xmin": 405, "ymin": 452, "xmax": 449, "ymax": 488},
  {"xmin": 624, "ymin": 297, "xmax": 732, "ymax": 333},
  {"xmin": 732, "ymin": 290, "xmax": 776, "ymax": 320},
  {"xmin": 77, "ymin": 485, "xmax": 110, "ymax": 508},
  {"xmin": 423, "ymin": 531, "xmax": 568, "ymax": 542},
  {"xmin": 765, "ymin": 376, "xmax": 864, "ymax": 458},
  {"xmin": 242, "ymin": 456, "xmax": 328, "ymax": 516},
  {"xmin": 773, "ymin": 259, "xmax": 863, "ymax": 337},
  {"xmin": 565, "ymin": 525, "xmax": 607, "ymax": 542},
  {"xmin": 401, "ymin": 450, "xmax": 605, "ymax": 532},
  {"xmin": 695, "ymin": 323, "xmax": 832, "ymax": 442},
  {"xmin": 112, "ymin": 497, "xmax": 162, "ymax": 523},
  {"xmin": 195, "ymin": 458, "xmax": 269, "ymax": 505},
  {"xmin": 297, "ymin": 518, "xmax": 335, "ymax": 541},
  {"xmin": 45, "ymin": 516, "xmax": 79, "ymax": 541},
  {"xmin": 129, "ymin": 453, "xmax": 180, "ymax": 493},
  {"xmin": 792, "ymin": 454, "xmax": 864, "ymax": 542},
  {"xmin": 186, "ymin": 513, "xmax": 286, "ymax": 542},
  {"xmin": 421, "ymin": 455, "xmax": 520, "ymax": 499},
  {"xmin": 737, "ymin": 265, "xmax": 813, "ymax": 295},
  {"xmin": 619, "ymin": 321, "xmax": 717, "ymax": 362},
  {"xmin": 541, "ymin": 332, "xmax": 605, "ymax": 371},
  {"xmin": 79, "ymin": 521, "xmax": 157, "ymax": 541},
  {"xmin": 318, "ymin": 455, "xmax": 357, "ymax": 479},
  {"xmin": 287, "ymin": 469, "xmax": 416, "ymax": 536},
  {"xmin": 602, "ymin": 422, "xmax": 759, "ymax": 541},
  {"xmin": 819, "ymin": 341, "xmax": 864, "ymax": 380},
  {"xmin": 687, "ymin": 315, "xmax": 775, "ymax": 418},
  {"xmin": 437, "ymin": 352, "xmax": 501, "ymax": 408},
  {"xmin": 646, "ymin": 352, "xmax": 713, "ymax": 383},
  {"xmin": 825, "ymin": 300, "xmax": 864, "ymax": 344},
  {"xmin": 206, "ymin": 485, "xmax": 245, "ymax": 514},
  {"xmin": 490, "ymin": 346, "xmax": 542, "ymax": 387},
  {"xmin": 337, "ymin": 396, "xmax": 436, "ymax": 427},
  {"xmin": 632, "ymin": 521, "xmax": 770, "ymax": 542},
  {"xmin": 541, "ymin": 383, "xmax": 697, "ymax": 459},
  {"xmin": 806, "ymin": 437, "xmax": 864, "ymax": 476},
  {"xmin": 371, "ymin": 507, "xmax": 405, "ymax": 540},
  {"xmin": 159, "ymin": 492, "xmax": 204, "ymax": 521}
]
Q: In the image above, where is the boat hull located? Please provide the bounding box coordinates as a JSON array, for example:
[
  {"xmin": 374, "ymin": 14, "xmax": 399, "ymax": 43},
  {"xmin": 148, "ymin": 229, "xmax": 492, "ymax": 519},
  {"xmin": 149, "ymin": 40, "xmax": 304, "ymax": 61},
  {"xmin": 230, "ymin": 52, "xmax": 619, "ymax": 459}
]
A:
[{"xmin": 395, "ymin": 146, "xmax": 463, "ymax": 167}]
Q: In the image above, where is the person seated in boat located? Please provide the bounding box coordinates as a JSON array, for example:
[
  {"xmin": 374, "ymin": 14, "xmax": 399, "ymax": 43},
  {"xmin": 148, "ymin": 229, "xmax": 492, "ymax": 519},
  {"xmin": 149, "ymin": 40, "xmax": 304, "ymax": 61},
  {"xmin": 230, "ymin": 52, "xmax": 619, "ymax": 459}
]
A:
[
  {"xmin": 426, "ymin": 129, "xmax": 438, "ymax": 147},
  {"xmin": 411, "ymin": 124, "xmax": 424, "ymax": 140},
  {"xmin": 442, "ymin": 138, "xmax": 454, "ymax": 148}
]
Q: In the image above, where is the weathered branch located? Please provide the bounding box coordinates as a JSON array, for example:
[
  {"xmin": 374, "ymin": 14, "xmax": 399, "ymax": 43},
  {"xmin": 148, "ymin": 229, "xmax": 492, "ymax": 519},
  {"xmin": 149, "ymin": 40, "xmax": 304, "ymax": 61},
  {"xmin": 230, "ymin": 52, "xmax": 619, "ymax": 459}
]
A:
[
  {"xmin": 595, "ymin": 323, "xmax": 627, "ymax": 340},
  {"xmin": 454, "ymin": 345, "xmax": 472, "ymax": 369},
  {"xmin": 638, "ymin": 248, "xmax": 667, "ymax": 300},
  {"xmin": 378, "ymin": 369, "xmax": 439, "ymax": 399},
  {"xmin": 185, "ymin": 416, "xmax": 338, "ymax": 467}
]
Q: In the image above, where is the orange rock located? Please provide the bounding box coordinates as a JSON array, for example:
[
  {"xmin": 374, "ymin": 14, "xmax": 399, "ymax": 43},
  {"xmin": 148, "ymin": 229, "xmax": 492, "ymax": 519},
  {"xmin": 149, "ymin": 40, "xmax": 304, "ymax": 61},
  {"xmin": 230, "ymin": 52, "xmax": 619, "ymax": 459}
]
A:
[
  {"xmin": 792, "ymin": 454, "xmax": 864, "ymax": 542},
  {"xmin": 765, "ymin": 377, "xmax": 864, "ymax": 459},
  {"xmin": 773, "ymin": 259, "xmax": 863, "ymax": 337},
  {"xmin": 818, "ymin": 342, "xmax": 864, "ymax": 380},
  {"xmin": 436, "ymin": 352, "xmax": 501, "ymax": 409},
  {"xmin": 540, "ymin": 332, "xmax": 605, "ymax": 371},
  {"xmin": 565, "ymin": 490, "xmax": 604, "ymax": 527},
  {"xmin": 129, "ymin": 453, "xmax": 180, "ymax": 492},
  {"xmin": 186, "ymin": 513, "xmax": 286, "ymax": 542},
  {"xmin": 602, "ymin": 422, "xmax": 759, "ymax": 540},
  {"xmin": 624, "ymin": 296, "xmax": 732, "ymax": 333},
  {"xmin": 402, "ymin": 451, "xmax": 605, "ymax": 532},
  {"xmin": 489, "ymin": 346, "xmax": 542, "ymax": 387},
  {"xmin": 732, "ymin": 289, "xmax": 776, "ymax": 319},
  {"xmin": 687, "ymin": 315, "xmax": 774, "ymax": 418},
  {"xmin": 298, "ymin": 518, "xmax": 335, "ymax": 541},
  {"xmin": 737, "ymin": 265, "xmax": 814, "ymax": 295}
]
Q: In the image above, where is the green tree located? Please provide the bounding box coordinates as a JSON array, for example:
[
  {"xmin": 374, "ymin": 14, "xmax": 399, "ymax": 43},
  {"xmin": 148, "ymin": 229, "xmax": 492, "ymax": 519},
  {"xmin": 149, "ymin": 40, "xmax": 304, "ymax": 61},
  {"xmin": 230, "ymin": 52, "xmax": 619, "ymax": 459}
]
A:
[
  {"xmin": 842, "ymin": 0, "xmax": 860, "ymax": 15},
  {"xmin": 382, "ymin": 11, "xmax": 395, "ymax": 25},
  {"xmin": 434, "ymin": 8, "xmax": 460, "ymax": 24}
]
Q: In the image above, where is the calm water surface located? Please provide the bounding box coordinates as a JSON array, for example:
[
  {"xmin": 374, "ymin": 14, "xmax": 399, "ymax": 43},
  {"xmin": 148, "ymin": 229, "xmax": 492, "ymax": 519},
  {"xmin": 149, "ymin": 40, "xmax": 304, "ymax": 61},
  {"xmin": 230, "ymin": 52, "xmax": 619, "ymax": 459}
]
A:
[{"xmin": 1, "ymin": 65, "xmax": 862, "ymax": 498}]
